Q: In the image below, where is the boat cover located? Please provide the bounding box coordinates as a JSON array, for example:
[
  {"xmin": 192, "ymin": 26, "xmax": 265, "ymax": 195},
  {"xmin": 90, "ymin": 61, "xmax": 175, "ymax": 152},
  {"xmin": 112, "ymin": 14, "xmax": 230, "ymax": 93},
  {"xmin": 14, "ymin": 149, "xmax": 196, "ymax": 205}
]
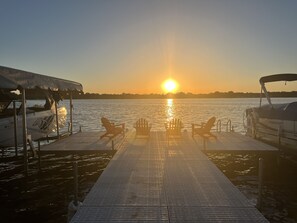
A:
[
  {"xmin": 0, "ymin": 66, "xmax": 83, "ymax": 91},
  {"xmin": 254, "ymin": 102, "xmax": 297, "ymax": 121},
  {"xmin": 260, "ymin": 73, "xmax": 297, "ymax": 84}
]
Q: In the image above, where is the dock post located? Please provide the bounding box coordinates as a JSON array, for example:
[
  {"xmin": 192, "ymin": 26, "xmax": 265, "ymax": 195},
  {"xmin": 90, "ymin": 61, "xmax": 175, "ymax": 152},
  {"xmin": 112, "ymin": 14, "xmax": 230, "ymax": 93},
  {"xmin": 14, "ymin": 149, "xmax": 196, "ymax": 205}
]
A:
[
  {"xmin": 67, "ymin": 161, "xmax": 82, "ymax": 222},
  {"xmin": 55, "ymin": 100, "xmax": 60, "ymax": 139},
  {"xmin": 257, "ymin": 158, "xmax": 264, "ymax": 210},
  {"xmin": 73, "ymin": 161, "xmax": 78, "ymax": 206},
  {"xmin": 21, "ymin": 88, "xmax": 28, "ymax": 176},
  {"xmin": 69, "ymin": 91, "xmax": 73, "ymax": 135},
  {"xmin": 13, "ymin": 101, "xmax": 18, "ymax": 157},
  {"xmin": 38, "ymin": 141, "xmax": 41, "ymax": 171},
  {"xmin": 277, "ymin": 125, "xmax": 282, "ymax": 146}
]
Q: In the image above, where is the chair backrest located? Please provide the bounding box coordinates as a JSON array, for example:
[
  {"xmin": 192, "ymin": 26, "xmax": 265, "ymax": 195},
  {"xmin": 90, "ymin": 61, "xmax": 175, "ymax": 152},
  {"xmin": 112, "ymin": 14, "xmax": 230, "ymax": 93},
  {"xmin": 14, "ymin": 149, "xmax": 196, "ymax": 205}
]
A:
[
  {"xmin": 204, "ymin": 117, "xmax": 216, "ymax": 132},
  {"xmin": 167, "ymin": 118, "xmax": 183, "ymax": 130},
  {"xmin": 101, "ymin": 117, "xmax": 114, "ymax": 132},
  {"xmin": 135, "ymin": 118, "xmax": 151, "ymax": 135},
  {"xmin": 135, "ymin": 118, "xmax": 149, "ymax": 129}
]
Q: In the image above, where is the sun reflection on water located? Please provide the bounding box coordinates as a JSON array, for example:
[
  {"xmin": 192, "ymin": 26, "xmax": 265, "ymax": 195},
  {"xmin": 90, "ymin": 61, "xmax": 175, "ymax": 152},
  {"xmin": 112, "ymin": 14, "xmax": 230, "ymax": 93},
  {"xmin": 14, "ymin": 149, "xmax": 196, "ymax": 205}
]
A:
[{"xmin": 166, "ymin": 98, "xmax": 174, "ymax": 121}]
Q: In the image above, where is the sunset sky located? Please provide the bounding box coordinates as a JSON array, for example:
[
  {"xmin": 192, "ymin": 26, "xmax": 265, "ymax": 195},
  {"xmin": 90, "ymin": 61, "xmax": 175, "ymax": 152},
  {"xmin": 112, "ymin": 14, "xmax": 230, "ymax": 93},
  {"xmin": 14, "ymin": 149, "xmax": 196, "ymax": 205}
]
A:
[{"xmin": 1, "ymin": 0, "xmax": 297, "ymax": 94}]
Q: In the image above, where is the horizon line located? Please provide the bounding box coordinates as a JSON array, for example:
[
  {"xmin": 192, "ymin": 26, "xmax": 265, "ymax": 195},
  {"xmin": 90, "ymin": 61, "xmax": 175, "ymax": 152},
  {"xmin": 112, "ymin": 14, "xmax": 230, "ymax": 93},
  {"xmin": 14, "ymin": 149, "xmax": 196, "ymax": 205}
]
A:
[{"xmin": 82, "ymin": 90, "xmax": 297, "ymax": 95}]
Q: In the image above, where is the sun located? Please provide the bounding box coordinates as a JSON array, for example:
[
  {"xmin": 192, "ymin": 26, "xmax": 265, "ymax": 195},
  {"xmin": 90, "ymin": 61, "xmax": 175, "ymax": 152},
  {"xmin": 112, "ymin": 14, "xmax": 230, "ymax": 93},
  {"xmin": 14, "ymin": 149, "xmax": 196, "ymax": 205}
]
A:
[{"xmin": 162, "ymin": 79, "xmax": 178, "ymax": 93}]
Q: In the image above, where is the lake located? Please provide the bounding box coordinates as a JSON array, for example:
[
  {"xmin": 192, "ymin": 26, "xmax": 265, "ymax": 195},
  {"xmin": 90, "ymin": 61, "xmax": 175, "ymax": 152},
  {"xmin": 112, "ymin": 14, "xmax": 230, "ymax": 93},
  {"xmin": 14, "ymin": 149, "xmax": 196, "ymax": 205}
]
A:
[
  {"xmin": 1, "ymin": 98, "xmax": 297, "ymax": 222},
  {"xmin": 62, "ymin": 98, "xmax": 296, "ymax": 133},
  {"xmin": 72, "ymin": 98, "xmax": 257, "ymax": 133}
]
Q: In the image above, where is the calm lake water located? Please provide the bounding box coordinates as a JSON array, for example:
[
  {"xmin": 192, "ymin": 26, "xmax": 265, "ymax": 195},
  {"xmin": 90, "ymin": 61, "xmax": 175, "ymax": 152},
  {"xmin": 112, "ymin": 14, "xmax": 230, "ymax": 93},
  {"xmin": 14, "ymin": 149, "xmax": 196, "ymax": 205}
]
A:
[
  {"xmin": 83, "ymin": 98, "xmax": 256, "ymax": 133},
  {"xmin": 63, "ymin": 98, "xmax": 297, "ymax": 133},
  {"xmin": 1, "ymin": 98, "xmax": 297, "ymax": 222}
]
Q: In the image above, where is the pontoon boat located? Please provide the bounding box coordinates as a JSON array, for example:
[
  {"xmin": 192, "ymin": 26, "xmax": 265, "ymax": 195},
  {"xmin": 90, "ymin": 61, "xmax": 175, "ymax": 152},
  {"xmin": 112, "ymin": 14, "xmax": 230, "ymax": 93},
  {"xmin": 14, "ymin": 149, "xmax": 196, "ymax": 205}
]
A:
[{"xmin": 246, "ymin": 74, "xmax": 297, "ymax": 150}]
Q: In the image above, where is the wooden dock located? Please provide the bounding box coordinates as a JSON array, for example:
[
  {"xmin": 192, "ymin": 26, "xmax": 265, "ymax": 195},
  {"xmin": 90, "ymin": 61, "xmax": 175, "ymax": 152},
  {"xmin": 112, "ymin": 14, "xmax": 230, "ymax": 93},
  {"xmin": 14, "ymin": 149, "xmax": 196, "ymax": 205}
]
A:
[{"xmin": 70, "ymin": 131, "xmax": 271, "ymax": 222}]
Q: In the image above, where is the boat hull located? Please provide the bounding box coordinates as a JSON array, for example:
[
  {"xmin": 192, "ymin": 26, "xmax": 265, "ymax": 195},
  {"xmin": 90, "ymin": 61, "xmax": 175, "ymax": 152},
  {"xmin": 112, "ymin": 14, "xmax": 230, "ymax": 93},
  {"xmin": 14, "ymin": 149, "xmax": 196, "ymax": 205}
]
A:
[
  {"xmin": 0, "ymin": 107, "xmax": 67, "ymax": 148},
  {"xmin": 246, "ymin": 107, "xmax": 297, "ymax": 150}
]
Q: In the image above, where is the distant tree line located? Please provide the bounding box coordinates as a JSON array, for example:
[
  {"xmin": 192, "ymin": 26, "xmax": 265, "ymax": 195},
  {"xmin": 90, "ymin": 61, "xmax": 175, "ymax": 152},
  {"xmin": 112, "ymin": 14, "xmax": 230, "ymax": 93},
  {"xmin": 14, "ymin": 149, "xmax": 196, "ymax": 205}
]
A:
[{"xmin": 66, "ymin": 91, "xmax": 297, "ymax": 99}]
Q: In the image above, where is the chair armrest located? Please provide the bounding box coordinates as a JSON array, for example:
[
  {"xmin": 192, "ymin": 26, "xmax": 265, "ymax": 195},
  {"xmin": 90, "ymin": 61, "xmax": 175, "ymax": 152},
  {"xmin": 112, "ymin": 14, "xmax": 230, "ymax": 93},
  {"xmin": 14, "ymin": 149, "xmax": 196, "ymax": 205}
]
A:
[
  {"xmin": 109, "ymin": 122, "xmax": 115, "ymax": 127},
  {"xmin": 115, "ymin": 123, "xmax": 125, "ymax": 129},
  {"xmin": 192, "ymin": 122, "xmax": 206, "ymax": 127}
]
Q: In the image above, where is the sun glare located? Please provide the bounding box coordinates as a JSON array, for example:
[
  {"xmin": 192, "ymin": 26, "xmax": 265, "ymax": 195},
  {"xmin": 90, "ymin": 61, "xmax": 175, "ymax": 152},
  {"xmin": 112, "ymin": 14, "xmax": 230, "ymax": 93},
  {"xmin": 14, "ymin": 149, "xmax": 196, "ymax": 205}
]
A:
[{"xmin": 162, "ymin": 79, "xmax": 178, "ymax": 93}]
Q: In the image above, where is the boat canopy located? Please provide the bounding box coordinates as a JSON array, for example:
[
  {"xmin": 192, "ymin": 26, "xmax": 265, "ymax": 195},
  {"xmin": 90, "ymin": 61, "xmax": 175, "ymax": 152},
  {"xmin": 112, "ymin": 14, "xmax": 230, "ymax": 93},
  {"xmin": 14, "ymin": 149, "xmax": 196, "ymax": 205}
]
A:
[
  {"xmin": 259, "ymin": 73, "xmax": 297, "ymax": 108},
  {"xmin": 0, "ymin": 66, "xmax": 83, "ymax": 92},
  {"xmin": 260, "ymin": 73, "xmax": 297, "ymax": 84}
]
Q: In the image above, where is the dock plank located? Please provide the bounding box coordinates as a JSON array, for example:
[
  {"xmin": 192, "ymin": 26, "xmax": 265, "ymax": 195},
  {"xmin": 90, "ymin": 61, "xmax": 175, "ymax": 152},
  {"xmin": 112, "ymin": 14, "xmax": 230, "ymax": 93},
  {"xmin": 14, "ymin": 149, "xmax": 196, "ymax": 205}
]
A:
[{"xmin": 71, "ymin": 131, "xmax": 268, "ymax": 222}]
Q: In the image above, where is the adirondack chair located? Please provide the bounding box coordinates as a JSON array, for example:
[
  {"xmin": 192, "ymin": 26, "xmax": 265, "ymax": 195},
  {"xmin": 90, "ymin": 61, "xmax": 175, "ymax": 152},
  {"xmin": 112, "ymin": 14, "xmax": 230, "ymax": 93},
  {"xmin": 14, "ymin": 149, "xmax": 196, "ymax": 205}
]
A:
[
  {"xmin": 100, "ymin": 117, "xmax": 125, "ymax": 139},
  {"xmin": 165, "ymin": 118, "xmax": 184, "ymax": 139},
  {"xmin": 192, "ymin": 116, "xmax": 217, "ymax": 139},
  {"xmin": 134, "ymin": 118, "xmax": 151, "ymax": 136}
]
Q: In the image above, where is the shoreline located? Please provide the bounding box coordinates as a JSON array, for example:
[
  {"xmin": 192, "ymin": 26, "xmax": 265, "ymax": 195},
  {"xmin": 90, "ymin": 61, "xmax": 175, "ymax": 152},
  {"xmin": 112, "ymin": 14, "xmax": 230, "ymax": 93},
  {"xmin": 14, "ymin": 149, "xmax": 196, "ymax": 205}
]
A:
[{"xmin": 65, "ymin": 92, "xmax": 297, "ymax": 100}]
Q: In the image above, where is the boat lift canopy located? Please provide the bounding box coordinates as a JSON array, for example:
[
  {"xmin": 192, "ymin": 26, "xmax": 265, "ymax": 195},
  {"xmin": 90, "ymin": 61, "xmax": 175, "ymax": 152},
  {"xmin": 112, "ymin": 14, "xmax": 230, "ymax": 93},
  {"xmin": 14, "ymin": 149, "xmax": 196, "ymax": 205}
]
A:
[
  {"xmin": 259, "ymin": 73, "xmax": 297, "ymax": 107},
  {"xmin": 0, "ymin": 66, "xmax": 83, "ymax": 92}
]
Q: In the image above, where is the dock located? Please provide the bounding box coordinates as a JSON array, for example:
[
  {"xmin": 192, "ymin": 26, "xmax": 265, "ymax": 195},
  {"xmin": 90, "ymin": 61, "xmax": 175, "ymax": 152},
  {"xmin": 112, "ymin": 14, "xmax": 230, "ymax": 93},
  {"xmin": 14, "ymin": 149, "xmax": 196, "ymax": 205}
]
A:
[
  {"xmin": 40, "ymin": 131, "xmax": 124, "ymax": 154},
  {"xmin": 194, "ymin": 132, "xmax": 279, "ymax": 154},
  {"xmin": 68, "ymin": 131, "xmax": 274, "ymax": 222}
]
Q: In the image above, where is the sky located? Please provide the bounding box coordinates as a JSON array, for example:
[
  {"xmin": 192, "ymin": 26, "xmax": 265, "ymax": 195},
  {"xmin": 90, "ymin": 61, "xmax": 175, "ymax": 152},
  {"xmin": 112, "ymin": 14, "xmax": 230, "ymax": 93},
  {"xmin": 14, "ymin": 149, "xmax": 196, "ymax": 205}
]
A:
[{"xmin": 1, "ymin": 0, "xmax": 297, "ymax": 94}]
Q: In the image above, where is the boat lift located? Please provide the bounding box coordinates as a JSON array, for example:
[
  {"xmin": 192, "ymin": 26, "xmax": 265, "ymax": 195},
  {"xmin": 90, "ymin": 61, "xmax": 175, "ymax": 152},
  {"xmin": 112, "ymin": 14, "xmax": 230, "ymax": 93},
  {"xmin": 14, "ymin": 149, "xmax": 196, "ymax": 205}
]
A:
[{"xmin": 0, "ymin": 66, "xmax": 83, "ymax": 175}]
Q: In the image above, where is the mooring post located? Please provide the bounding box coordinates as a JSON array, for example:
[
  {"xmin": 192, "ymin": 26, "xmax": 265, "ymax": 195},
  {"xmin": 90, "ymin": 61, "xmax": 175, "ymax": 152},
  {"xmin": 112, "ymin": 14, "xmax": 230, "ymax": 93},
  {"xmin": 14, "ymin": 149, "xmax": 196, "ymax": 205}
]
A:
[
  {"xmin": 112, "ymin": 140, "xmax": 114, "ymax": 150},
  {"xmin": 257, "ymin": 158, "xmax": 264, "ymax": 210}
]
